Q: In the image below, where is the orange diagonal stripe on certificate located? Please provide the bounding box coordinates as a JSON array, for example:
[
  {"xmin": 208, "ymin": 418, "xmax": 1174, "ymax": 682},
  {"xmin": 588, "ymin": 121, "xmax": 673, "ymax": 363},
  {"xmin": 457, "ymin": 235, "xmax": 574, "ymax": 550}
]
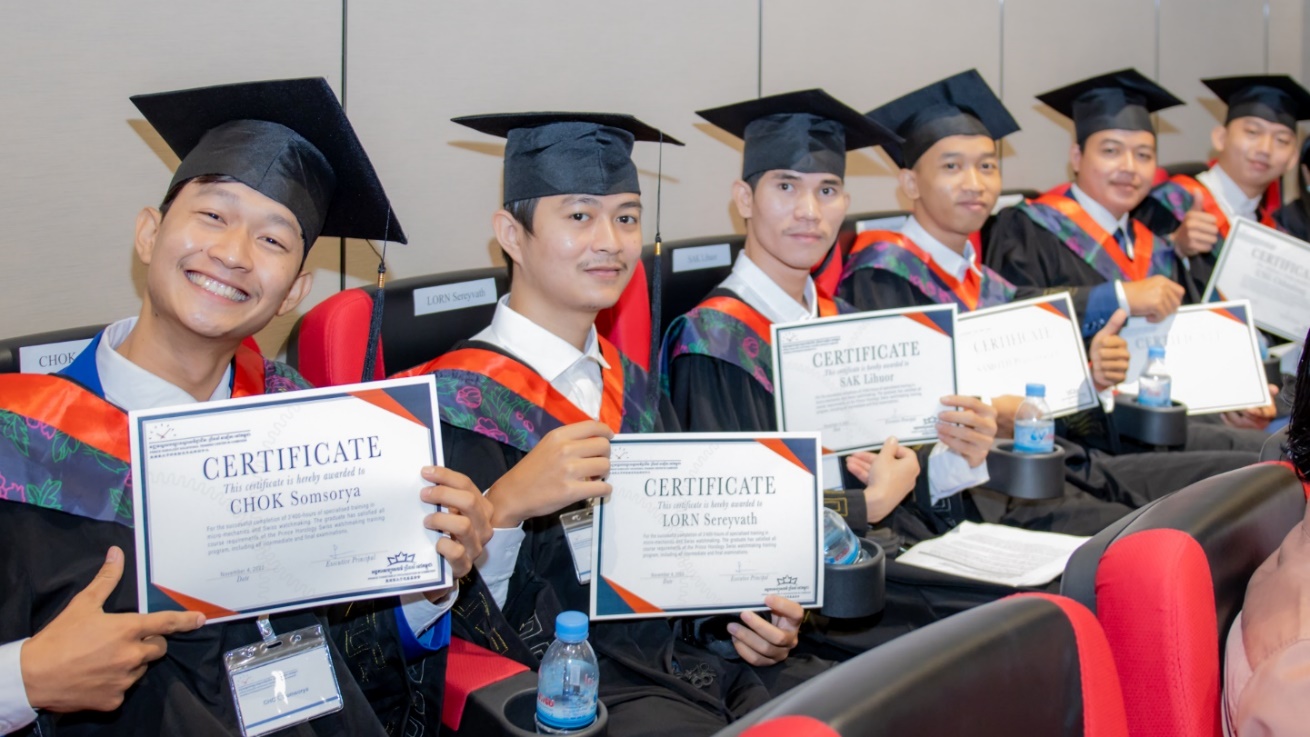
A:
[
  {"xmin": 601, "ymin": 577, "xmax": 664, "ymax": 614},
  {"xmin": 349, "ymin": 388, "xmax": 426, "ymax": 426},
  {"xmin": 757, "ymin": 438, "xmax": 810, "ymax": 474},
  {"xmin": 151, "ymin": 584, "xmax": 240, "ymax": 620},
  {"xmin": 1210, "ymin": 307, "xmax": 1246, "ymax": 325},
  {"xmin": 1036, "ymin": 301, "xmax": 1066, "ymax": 319}
]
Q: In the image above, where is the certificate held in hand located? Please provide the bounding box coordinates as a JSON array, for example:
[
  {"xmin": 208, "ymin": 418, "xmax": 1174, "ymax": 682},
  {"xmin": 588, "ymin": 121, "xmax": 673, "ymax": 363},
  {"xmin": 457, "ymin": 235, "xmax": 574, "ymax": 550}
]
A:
[
  {"xmin": 771, "ymin": 304, "xmax": 957, "ymax": 453},
  {"xmin": 1205, "ymin": 218, "xmax": 1310, "ymax": 343},
  {"xmin": 130, "ymin": 375, "xmax": 451, "ymax": 623},
  {"xmin": 591, "ymin": 433, "xmax": 823, "ymax": 621}
]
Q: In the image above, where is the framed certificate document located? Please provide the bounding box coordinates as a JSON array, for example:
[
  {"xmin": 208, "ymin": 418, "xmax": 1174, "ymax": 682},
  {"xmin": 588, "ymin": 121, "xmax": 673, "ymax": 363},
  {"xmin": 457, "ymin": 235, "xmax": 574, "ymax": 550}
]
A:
[
  {"xmin": 1204, "ymin": 218, "xmax": 1310, "ymax": 343},
  {"xmin": 130, "ymin": 375, "xmax": 451, "ymax": 623},
  {"xmin": 591, "ymin": 433, "xmax": 823, "ymax": 621},
  {"xmin": 956, "ymin": 293, "xmax": 1097, "ymax": 417},
  {"xmin": 1117, "ymin": 300, "xmax": 1272, "ymax": 415},
  {"xmin": 771, "ymin": 304, "xmax": 957, "ymax": 452}
]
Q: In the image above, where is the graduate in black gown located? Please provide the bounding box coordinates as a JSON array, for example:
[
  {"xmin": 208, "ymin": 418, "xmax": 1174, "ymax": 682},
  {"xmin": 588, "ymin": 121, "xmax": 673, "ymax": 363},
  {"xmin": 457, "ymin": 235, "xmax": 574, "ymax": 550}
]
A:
[
  {"xmin": 984, "ymin": 69, "xmax": 1267, "ymax": 454},
  {"xmin": 842, "ymin": 70, "xmax": 1253, "ymax": 524},
  {"xmin": 0, "ymin": 79, "xmax": 493, "ymax": 736},
  {"xmin": 1136, "ymin": 75, "xmax": 1310, "ymax": 299},
  {"xmin": 396, "ymin": 112, "xmax": 830, "ymax": 737}
]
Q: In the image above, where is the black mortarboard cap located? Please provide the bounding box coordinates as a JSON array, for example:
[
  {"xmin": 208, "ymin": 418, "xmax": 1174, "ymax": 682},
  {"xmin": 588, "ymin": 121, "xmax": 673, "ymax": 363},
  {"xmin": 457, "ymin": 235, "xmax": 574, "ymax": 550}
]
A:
[
  {"xmin": 696, "ymin": 89, "xmax": 901, "ymax": 180},
  {"xmin": 131, "ymin": 77, "xmax": 405, "ymax": 249},
  {"xmin": 1202, "ymin": 75, "xmax": 1310, "ymax": 129},
  {"xmin": 1036, "ymin": 69, "xmax": 1184, "ymax": 145},
  {"xmin": 451, "ymin": 113, "xmax": 684, "ymax": 205},
  {"xmin": 866, "ymin": 69, "xmax": 1020, "ymax": 169}
]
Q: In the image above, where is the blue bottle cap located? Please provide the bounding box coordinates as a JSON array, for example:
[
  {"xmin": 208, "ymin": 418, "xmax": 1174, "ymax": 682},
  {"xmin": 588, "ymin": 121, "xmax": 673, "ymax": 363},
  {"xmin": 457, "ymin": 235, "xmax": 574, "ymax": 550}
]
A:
[
  {"xmin": 555, "ymin": 611, "xmax": 589, "ymax": 643},
  {"xmin": 1148, "ymin": 345, "xmax": 1166, "ymax": 359},
  {"xmin": 1025, "ymin": 383, "xmax": 1046, "ymax": 397}
]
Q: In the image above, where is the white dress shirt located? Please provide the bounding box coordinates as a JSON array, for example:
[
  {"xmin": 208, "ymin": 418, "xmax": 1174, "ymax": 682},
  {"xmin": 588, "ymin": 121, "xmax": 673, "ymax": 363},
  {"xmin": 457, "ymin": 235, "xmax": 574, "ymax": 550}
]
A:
[
  {"xmin": 1, "ymin": 318, "xmax": 451, "ymax": 733},
  {"xmin": 722, "ymin": 251, "xmax": 989, "ymax": 502},
  {"xmin": 899, "ymin": 216, "xmax": 982, "ymax": 284},
  {"xmin": 1198, "ymin": 165, "xmax": 1261, "ymax": 224},
  {"xmin": 473, "ymin": 297, "xmax": 610, "ymax": 608}
]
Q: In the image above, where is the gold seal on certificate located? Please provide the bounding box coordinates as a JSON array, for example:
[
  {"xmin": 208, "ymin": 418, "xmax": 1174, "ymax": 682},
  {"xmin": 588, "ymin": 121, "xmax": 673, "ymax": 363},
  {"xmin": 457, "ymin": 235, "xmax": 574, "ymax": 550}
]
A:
[
  {"xmin": 1117, "ymin": 300, "xmax": 1271, "ymax": 414},
  {"xmin": 129, "ymin": 375, "xmax": 450, "ymax": 623},
  {"xmin": 771, "ymin": 304, "xmax": 957, "ymax": 452},
  {"xmin": 1205, "ymin": 218, "xmax": 1310, "ymax": 343},
  {"xmin": 956, "ymin": 293, "xmax": 1097, "ymax": 417},
  {"xmin": 591, "ymin": 433, "xmax": 823, "ymax": 621}
]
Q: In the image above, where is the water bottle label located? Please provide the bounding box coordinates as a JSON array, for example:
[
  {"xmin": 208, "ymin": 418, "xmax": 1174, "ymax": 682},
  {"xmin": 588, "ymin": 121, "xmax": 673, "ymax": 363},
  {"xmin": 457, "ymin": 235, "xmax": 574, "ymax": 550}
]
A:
[
  {"xmin": 1013, "ymin": 420, "xmax": 1055, "ymax": 453},
  {"xmin": 1137, "ymin": 380, "xmax": 1171, "ymax": 407},
  {"xmin": 537, "ymin": 660, "xmax": 598, "ymax": 730}
]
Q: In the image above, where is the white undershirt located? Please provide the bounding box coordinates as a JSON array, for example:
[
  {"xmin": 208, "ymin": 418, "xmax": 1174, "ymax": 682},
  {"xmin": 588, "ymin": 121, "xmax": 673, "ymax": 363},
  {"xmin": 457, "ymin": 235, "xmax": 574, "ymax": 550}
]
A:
[{"xmin": 1198, "ymin": 165, "xmax": 1261, "ymax": 224}]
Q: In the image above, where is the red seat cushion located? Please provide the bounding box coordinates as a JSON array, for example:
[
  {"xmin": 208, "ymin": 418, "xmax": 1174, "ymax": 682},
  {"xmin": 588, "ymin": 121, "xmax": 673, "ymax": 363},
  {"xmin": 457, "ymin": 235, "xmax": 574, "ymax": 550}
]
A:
[
  {"xmin": 295, "ymin": 288, "xmax": 383, "ymax": 387},
  {"xmin": 1095, "ymin": 529, "xmax": 1219, "ymax": 737},
  {"xmin": 739, "ymin": 715, "xmax": 839, "ymax": 737}
]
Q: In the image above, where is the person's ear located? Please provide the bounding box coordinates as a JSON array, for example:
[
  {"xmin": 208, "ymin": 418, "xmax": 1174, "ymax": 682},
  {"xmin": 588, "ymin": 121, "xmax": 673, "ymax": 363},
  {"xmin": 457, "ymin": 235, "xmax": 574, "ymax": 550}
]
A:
[
  {"xmin": 134, "ymin": 207, "xmax": 163, "ymax": 265},
  {"xmin": 276, "ymin": 270, "xmax": 314, "ymax": 317},
  {"xmin": 731, "ymin": 179, "xmax": 754, "ymax": 221},
  {"xmin": 1068, "ymin": 143, "xmax": 1083, "ymax": 176},
  {"xmin": 898, "ymin": 167, "xmax": 920, "ymax": 202},
  {"xmin": 1211, "ymin": 124, "xmax": 1228, "ymax": 155},
  {"xmin": 492, "ymin": 209, "xmax": 527, "ymax": 268}
]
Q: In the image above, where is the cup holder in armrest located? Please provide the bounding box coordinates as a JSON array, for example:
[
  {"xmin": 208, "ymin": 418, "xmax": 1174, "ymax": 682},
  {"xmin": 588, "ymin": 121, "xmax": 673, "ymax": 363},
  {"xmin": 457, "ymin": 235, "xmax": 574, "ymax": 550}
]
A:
[
  {"xmin": 820, "ymin": 538, "xmax": 885, "ymax": 619},
  {"xmin": 981, "ymin": 440, "xmax": 1066, "ymax": 500},
  {"xmin": 1113, "ymin": 396, "xmax": 1188, "ymax": 448},
  {"xmin": 451, "ymin": 671, "xmax": 609, "ymax": 736}
]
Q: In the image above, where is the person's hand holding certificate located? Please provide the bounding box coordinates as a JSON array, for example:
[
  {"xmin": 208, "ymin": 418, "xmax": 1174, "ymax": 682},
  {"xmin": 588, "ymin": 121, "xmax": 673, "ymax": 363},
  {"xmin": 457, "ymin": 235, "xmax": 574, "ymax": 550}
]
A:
[
  {"xmin": 591, "ymin": 433, "xmax": 823, "ymax": 620},
  {"xmin": 130, "ymin": 375, "xmax": 451, "ymax": 623},
  {"xmin": 771, "ymin": 304, "xmax": 957, "ymax": 453}
]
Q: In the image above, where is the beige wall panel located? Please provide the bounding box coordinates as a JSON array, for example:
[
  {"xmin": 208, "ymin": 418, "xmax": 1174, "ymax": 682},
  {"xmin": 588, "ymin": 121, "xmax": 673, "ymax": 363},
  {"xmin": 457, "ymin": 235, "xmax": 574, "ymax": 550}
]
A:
[
  {"xmin": 0, "ymin": 2, "xmax": 342, "ymax": 353},
  {"xmin": 1157, "ymin": 0, "xmax": 1267, "ymax": 169},
  {"xmin": 760, "ymin": 0, "xmax": 1002, "ymax": 214},
  {"xmin": 344, "ymin": 0, "xmax": 759, "ymax": 287},
  {"xmin": 1000, "ymin": 0, "xmax": 1156, "ymax": 193}
]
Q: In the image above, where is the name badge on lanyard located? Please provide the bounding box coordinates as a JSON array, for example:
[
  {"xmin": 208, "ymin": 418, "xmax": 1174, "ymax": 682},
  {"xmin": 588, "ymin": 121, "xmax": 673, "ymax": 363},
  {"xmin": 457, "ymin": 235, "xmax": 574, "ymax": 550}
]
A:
[
  {"xmin": 560, "ymin": 507, "xmax": 594, "ymax": 585},
  {"xmin": 225, "ymin": 618, "xmax": 344, "ymax": 737}
]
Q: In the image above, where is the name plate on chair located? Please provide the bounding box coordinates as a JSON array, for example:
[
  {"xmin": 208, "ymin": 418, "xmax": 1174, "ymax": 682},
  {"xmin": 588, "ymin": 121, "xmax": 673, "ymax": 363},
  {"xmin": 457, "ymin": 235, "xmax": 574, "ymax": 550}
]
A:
[
  {"xmin": 413, "ymin": 278, "xmax": 499, "ymax": 317},
  {"xmin": 672, "ymin": 243, "xmax": 733, "ymax": 273},
  {"xmin": 19, "ymin": 338, "xmax": 94, "ymax": 374}
]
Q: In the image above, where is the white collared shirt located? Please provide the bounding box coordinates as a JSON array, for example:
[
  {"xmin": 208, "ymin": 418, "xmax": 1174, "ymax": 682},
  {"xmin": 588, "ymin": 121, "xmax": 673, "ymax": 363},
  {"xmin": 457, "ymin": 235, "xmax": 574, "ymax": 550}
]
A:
[
  {"xmin": 1198, "ymin": 165, "xmax": 1261, "ymax": 223},
  {"xmin": 722, "ymin": 251, "xmax": 989, "ymax": 502},
  {"xmin": 0, "ymin": 318, "xmax": 451, "ymax": 730},
  {"xmin": 900, "ymin": 216, "xmax": 981, "ymax": 283},
  {"xmin": 474, "ymin": 296, "xmax": 610, "ymax": 608}
]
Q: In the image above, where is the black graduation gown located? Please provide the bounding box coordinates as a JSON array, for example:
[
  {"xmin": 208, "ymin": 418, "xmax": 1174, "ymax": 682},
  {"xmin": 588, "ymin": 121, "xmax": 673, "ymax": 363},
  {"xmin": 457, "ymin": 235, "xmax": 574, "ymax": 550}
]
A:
[
  {"xmin": 1274, "ymin": 201, "xmax": 1310, "ymax": 241},
  {"xmin": 435, "ymin": 344, "xmax": 829, "ymax": 737}
]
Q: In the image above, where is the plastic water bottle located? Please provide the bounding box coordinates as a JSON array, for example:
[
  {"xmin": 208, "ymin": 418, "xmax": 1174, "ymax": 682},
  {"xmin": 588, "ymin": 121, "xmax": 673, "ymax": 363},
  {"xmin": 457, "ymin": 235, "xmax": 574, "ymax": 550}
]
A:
[
  {"xmin": 1137, "ymin": 346, "xmax": 1172, "ymax": 407},
  {"xmin": 1013, "ymin": 383, "xmax": 1055, "ymax": 454},
  {"xmin": 536, "ymin": 611, "xmax": 599, "ymax": 734},
  {"xmin": 822, "ymin": 507, "xmax": 865, "ymax": 565}
]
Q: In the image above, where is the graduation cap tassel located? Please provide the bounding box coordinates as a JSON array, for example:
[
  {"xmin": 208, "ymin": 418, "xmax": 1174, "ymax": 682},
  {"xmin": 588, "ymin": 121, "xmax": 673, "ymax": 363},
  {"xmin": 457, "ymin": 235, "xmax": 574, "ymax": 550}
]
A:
[
  {"xmin": 646, "ymin": 132, "xmax": 665, "ymax": 413},
  {"xmin": 360, "ymin": 211, "xmax": 391, "ymax": 383}
]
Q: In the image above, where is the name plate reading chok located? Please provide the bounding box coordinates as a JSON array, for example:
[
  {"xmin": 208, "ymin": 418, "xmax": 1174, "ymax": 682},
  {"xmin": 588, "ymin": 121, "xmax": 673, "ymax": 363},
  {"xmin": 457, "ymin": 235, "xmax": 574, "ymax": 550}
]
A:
[{"xmin": 130, "ymin": 375, "xmax": 450, "ymax": 623}]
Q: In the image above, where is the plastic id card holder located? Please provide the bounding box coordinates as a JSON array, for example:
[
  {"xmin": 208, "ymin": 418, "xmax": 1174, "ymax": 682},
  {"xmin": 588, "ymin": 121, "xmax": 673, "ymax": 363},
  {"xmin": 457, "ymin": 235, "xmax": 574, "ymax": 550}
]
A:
[
  {"xmin": 225, "ymin": 623, "xmax": 344, "ymax": 737},
  {"xmin": 560, "ymin": 507, "xmax": 594, "ymax": 585}
]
